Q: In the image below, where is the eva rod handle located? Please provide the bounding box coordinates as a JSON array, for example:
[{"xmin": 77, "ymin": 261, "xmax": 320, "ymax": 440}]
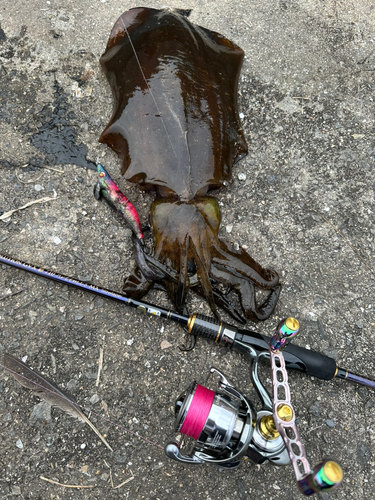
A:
[{"xmin": 189, "ymin": 314, "xmax": 336, "ymax": 381}]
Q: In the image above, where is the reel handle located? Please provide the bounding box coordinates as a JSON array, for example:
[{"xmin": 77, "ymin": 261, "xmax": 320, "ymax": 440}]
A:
[{"xmin": 269, "ymin": 318, "xmax": 343, "ymax": 496}]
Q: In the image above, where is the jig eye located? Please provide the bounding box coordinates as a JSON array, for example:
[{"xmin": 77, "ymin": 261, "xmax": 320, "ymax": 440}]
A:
[{"xmin": 99, "ymin": 172, "xmax": 106, "ymax": 178}]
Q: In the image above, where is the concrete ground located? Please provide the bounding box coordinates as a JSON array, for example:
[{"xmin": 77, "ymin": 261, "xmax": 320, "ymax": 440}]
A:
[{"xmin": 0, "ymin": 1, "xmax": 374, "ymax": 499}]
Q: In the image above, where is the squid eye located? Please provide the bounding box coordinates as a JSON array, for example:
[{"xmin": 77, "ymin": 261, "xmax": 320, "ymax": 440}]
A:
[{"xmin": 99, "ymin": 172, "xmax": 106, "ymax": 178}]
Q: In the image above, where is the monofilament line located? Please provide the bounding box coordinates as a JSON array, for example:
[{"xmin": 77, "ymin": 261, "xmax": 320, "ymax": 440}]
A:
[{"xmin": 119, "ymin": 15, "xmax": 178, "ymax": 162}]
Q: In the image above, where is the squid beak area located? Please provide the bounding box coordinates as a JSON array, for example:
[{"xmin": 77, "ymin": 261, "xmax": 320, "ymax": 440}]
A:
[{"xmin": 150, "ymin": 198, "xmax": 220, "ymax": 314}]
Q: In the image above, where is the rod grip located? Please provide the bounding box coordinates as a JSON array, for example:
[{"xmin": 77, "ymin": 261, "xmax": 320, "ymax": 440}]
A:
[{"xmin": 189, "ymin": 314, "xmax": 337, "ymax": 381}]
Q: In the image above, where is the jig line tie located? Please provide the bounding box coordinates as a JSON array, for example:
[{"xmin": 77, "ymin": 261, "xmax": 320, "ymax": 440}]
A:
[{"xmin": 0, "ymin": 361, "xmax": 164, "ymax": 451}]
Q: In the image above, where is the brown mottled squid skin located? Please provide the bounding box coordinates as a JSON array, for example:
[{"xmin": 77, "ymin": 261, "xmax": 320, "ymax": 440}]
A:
[{"xmin": 99, "ymin": 7, "xmax": 280, "ymax": 321}]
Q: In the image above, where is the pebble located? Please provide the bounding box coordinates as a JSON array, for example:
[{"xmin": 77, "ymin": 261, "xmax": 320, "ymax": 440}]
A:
[
  {"xmin": 46, "ymin": 436, "xmax": 55, "ymax": 447},
  {"xmin": 161, "ymin": 340, "xmax": 172, "ymax": 349},
  {"xmin": 34, "ymin": 184, "xmax": 43, "ymax": 191},
  {"xmin": 238, "ymin": 173, "xmax": 246, "ymax": 181},
  {"xmin": 80, "ymin": 443, "xmax": 86, "ymax": 449},
  {"xmin": 75, "ymin": 314, "xmax": 84, "ymax": 320},
  {"xmin": 29, "ymin": 401, "xmax": 52, "ymax": 424},
  {"xmin": 325, "ymin": 419, "xmax": 335, "ymax": 428},
  {"xmin": 309, "ymin": 402, "xmax": 320, "ymax": 417},
  {"xmin": 226, "ymin": 225, "xmax": 233, "ymax": 233},
  {"xmin": 16, "ymin": 439, "xmax": 24, "ymax": 449},
  {"xmin": 90, "ymin": 394, "xmax": 100, "ymax": 404},
  {"xmin": 67, "ymin": 379, "xmax": 78, "ymax": 390},
  {"xmin": 52, "ymin": 236, "xmax": 61, "ymax": 245}
]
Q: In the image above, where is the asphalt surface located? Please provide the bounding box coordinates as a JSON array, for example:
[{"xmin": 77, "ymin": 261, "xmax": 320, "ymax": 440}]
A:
[{"xmin": 0, "ymin": 1, "xmax": 374, "ymax": 499}]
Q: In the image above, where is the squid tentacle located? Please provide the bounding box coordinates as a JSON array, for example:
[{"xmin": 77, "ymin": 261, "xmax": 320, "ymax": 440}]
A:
[
  {"xmin": 123, "ymin": 266, "xmax": 153, "ymax": 298},
  {"xmin": 132, "ymin": 234, "xmax": 165, "ymax": 281},
  {"xmin": 212, "ymin": 239, "xmax": 279, "ymax": 289},
  {"xmin": 192, "ymin": 284, "xmax": 246, "ymax": 324},
  {"xmin": 209, "ymin": 262, "xmax": 280, "ymax": 321},
  {"xmin": 175, "ymin": 236, "xmax": 190, "ymax": 311},
  {"xmin": 190, "ymin": 238, "xmax": 219, "ymax": 320}
]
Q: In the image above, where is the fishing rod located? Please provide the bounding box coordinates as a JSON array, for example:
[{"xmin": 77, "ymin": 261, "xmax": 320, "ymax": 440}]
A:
[
  {"xmin": 1, "ymin": 317, "xmax": 344, "ymax": 495},
  {"xmin": 1, "ymin": 252, "xmax": 374, "ymax": 389}
]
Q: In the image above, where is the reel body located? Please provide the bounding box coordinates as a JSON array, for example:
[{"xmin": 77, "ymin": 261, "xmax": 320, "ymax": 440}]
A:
[
  {"xmin": 166, "ymin": 368, "xmax": 289, "ymax": 468},
  {"xmin": 165, "ymin": 318, "xmax": 343, "ymax": 496}
]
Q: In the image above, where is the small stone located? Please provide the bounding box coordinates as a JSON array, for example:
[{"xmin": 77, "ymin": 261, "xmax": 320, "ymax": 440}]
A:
[
  {"xmin": 34, "ymin": 184, "xmax": 43, "ymax": 191},
  {"xmin": 75, "ymin": 314, "xmax": 84, "ymax": 321},
  {"xmin": 357, "ymin": 442, "xmax": 372, "ymax": 466},
  {"xmin": 90, "ymin": 394, "xmax": 100, "ymax": 404},
  {"xmin": 100, "ymin": 473, "xmax": 109, "ymax": 481},
  {"xmin": 238, "ymin": 173, "xmax": 246, "ymax": 181},
  {"xmin": 46, "ymin": 436, "xmax": 55, "ymax": 447},
  {"xmin": 161, "ymin": 340, "xmax": 172, "ymax": 350},
  {"xmin": 226, "ymin": 225, "xmax": 233, "ymax": 233},
  {"xmin": 16, "ymin": 439, "xmax": 24, "ymax": 449},
  {"xmin": 356, "ymin": 321, "xmax": 364, "ymax": 329},
  {"xmin": 239, "ymin": 112, "xmax": 245, "ymax": 119},
  {"xmin": 80, "ymin": 443, "xmax": 86, "ymax": 449},
  {"xmin": 11, "ymin": 486, "xmax": 21, "ymax": 495},
  {"xmin": 309, "ymin": 402, "xmax": 320, "ymax": 417},
  {"xmin": 325, "ymin": 419, "xmax": 335, "ymax": 428},
  {"xmin": 126, "ymin": 338, "xmax": 134, "ymax": 346},
  {"xmin": 52, "ymin": 236, "xmax": 61, "ymax": 245},
  {"xmin": 29, "ymin": 401, "xmax": 52, "ymax": 424},
  {"xmin": 358, "ymin": 387, "xmax": 368, "ymax": 399}
]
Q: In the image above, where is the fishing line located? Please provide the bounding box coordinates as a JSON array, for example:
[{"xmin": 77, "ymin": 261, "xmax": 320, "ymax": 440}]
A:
[
  {"xmin": 179, "ymin": 384, "xmax": 215, "ymax": 440},
  {"xmin": 119, "ymin": 14, "xmax": 179, "ymax": 162},
  {"xmin": 0, "ymin": 361, "xmax": 164, "ymax": 451}
]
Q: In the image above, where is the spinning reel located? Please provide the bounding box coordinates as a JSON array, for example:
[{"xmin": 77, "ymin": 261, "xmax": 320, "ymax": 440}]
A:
[{"xmin": 165, "ymin": 318, "xmax": 343, "ymax": 496}]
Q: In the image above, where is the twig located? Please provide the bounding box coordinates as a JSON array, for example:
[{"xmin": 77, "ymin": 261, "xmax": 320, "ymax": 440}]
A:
[
  {"xmin": 311, "ymin": 208, "xmax": 374, "ymax": 277},
  {"xmin": 96, "ymin": 347, "xmax": 104, "ymax": 387},
  {"xmin": 0, "ymin": 287, "xmax": 27, "ymax": 302},
  {"xmin": 292, "ymin": 96, "xmax": 309, "ymax": 100},
  {"xmin": 39, "ymin": 476, "xmax": 95, "ymax": 489},
  {"xmin": 19, "ymin": 163, "xmax": 65, "ymax": 174},
  {"xmin": 109, "ymin": 469, "xmax": 114, "ymax": 489},
  {"xmin": 307, "ymin": 424, "xmax": 324, "ymax": 434},
  {"xmin": 0, "ymin": 191, "xmax": 58, "ymax": 220},
  {"xmin": 241, "ymin": 19, "xmax": 252, "ymax": 28},
  {"xmin": 113, "ymin": 471, "xmax": 134, "ymax": 490},
  {"xmin": 17, "ymin": 171, "xmax": 44, "ymax": 184}
]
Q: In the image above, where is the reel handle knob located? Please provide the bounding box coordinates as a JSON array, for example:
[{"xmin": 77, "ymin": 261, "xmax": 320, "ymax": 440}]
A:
[
  {"xmin": 269, "ymin": 317, "xmax": 300, "ymax": 352},
  {"xmin": 298, "ymin": 459, "xmax": 343, "ymax": 495}
]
